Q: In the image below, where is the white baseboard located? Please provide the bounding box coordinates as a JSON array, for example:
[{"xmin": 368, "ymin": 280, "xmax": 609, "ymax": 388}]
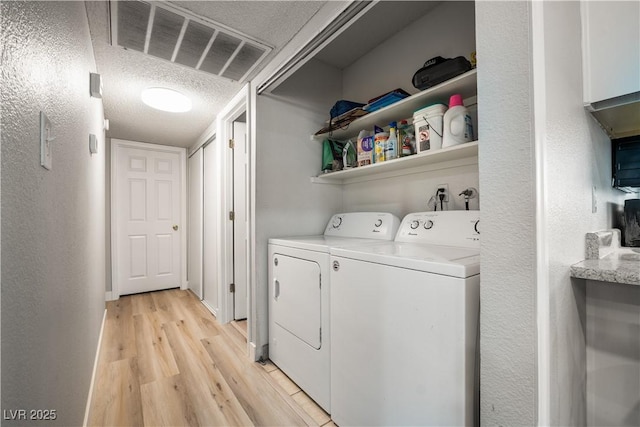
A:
[
  {"xmin": 105, "ymin": 291, "xmax": 117, "ymax": 301},
  {"xmin": 83, "ymin": 308, "xmax": 107, "ymax": 427},
  {"xmin": 249, "ymin": 341, "xmax": 258, "ymax": 362},
  {"xmin": 201, "ymin": 299, "xmax": 218, "ymax": 318}
]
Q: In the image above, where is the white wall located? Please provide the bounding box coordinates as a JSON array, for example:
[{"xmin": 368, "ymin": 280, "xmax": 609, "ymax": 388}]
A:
[
  {"xmin": 343, "ymin": 165, "xmax": 479, "ymax": 216},
  {"xmin": 475, "ymin": 1, "xmax": 538, "ymax": 425},
  {"xmin": 343, "ymin": 1, "xmax": 476, "ymax": 102},
  {"xmin": 477, "ymin": 1, "xmax": 631, "ymax": 425},
  {"xmin": 254, "ymin": 59, "xmax": 344, "ymax": 356},
  {"xmin": 339, "ymin": 1, "xmax": 478, "ymax": 215},
  {"xmin": 1, "ymin": 1, "xmax": 106, "ymax": 425},
  {"xmin": 539, "ymin": 2, "xmax": 628, "ymax": 425}
]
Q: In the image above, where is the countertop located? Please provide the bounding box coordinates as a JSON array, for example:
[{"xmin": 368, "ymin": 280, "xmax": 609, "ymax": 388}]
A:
[{"xmin": 570, "ymin": 229, "xmax": 640, "ymax": 286}]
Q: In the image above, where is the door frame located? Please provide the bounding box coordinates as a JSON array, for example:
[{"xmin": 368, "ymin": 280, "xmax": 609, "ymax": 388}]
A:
[
  {"xmin": 218, "ymin": 86, "xmax": 251, "ymax": 329},
  {"xmin": 110, "ymin": 139, "xmax": 187, "ymax": 300}
]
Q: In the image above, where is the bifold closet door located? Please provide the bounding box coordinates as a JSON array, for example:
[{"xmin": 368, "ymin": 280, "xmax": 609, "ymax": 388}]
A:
[
  {"xmin": 188, "ymin": 148, "xmax": 203, "ymax": 298},
  {"xmin": 203, "ymin": 141, "xmax": 219, "ymax": 314}
]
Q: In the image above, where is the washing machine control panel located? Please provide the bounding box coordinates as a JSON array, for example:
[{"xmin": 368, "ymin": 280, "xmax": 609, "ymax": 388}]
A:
[
  {"xmin": 396, "ymin": 211, "xmax": 480, "ymax": 248},
  {"xmin": 324, "ymin": 212, "xmax": 400, "ymax": 240}
]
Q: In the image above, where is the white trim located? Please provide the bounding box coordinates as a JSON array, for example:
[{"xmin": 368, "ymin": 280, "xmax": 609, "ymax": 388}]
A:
[
  {"xmin": 110, "ymin": 139, "xmax": 187, "ymax": 299},
  {"xmin": 217, "ymin": 86, "xmax": 250, "ymax": 326},
  {"xmin": 201, "ymin": 298, "xmax": 218, "ymax": 318},
  {"xmin": 249, "ymin": 83, "xmax": 260, "ymax": 361},
  {"xmin": 249, "ymin": 341, "xmax": 257, "ymax": 363},
  {"xmin": 190, "ymin": 128, "xmax": 216, "ymax": 157},
  {"xmin": 83, "ymin": 309, "xmax": 107, "ymax": 427},
  {"xmin": 531, "ymin": 1, "xmax": 550, "ymax": 425},
  {"xmin": 105, "ymin": 291, "xmax": 116, "ymax": 302}
]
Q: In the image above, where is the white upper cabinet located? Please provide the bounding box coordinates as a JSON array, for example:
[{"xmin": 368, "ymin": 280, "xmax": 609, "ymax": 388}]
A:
[{"xmin": 582, "ymin": 1, "xmax": 639, "ymax": 104}]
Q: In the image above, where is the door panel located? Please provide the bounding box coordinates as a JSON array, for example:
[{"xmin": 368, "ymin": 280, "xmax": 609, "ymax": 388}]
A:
[
  {"xmin": 203, "ymin": 141, "xmax": 219, "ymax": 313},
  {"xmin": 156, "ymin": 180, "xmax": 172, "ymax": 220},
  {"xmin": 188, "ymin": 148, "xmax": 203, "ymax": 298},
  {"xmin": 115, "ymin": 143, "xmax": 183, "ymax": 296},
  {"xmin": 233, "ymin": 122, "xmax": 249, "ymax": 320},
  {"xmin": 272, "ymin": 254, "xmax": 322, "ymax": 349},
  {"xmin": 129, "ymin": 179, "xmax": 147, "ymax": 220},
  {"xmin": 129, "ymin": 236, "xmax": 147, "ymax": 278},
  {"xmin": 233, "ymin": 121, "xmax": 248, "ymax": 320}
]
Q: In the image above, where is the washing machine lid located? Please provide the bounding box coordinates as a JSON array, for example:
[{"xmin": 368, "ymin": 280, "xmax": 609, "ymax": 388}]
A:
[
  {"xmin": 269, "ymin": 236, "xmax": 383, "ymax": 253},
  {"xmin": 331, "ymin": 242, "xmax": 480, "ymax": 278}
]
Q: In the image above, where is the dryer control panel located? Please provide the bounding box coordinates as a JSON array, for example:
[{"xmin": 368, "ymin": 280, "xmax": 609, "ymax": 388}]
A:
[
  {"xmin": 396, "ymin": 211, "xmax": 480, "ymax": 248},
  {"xmin": 324, "ymin": 212, "xmax": 400, "ymax": 240}
]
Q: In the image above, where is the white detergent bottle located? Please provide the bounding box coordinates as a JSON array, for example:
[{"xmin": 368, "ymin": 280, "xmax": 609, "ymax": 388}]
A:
[
  {"xmin": 442, "ymin": 94, "xmax": 473, "ymax": 148},
  {"xmin": 386, "ymin": 122, "xmax": 398, "ymax": 160}
]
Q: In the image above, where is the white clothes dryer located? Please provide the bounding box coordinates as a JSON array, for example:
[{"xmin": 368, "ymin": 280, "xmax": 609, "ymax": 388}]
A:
[
  {"xmin": 268, "ymin": 212, "xmax": 400, "ymax": 412},
  {"xmin": 330, "ymin": 211, "xmax": 480, "ymax": 426}
]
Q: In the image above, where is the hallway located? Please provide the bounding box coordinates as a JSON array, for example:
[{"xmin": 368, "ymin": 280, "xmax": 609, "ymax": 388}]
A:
[{"xmin": 88, "ymin": 289, "xmax": 333, "ymax": 426}]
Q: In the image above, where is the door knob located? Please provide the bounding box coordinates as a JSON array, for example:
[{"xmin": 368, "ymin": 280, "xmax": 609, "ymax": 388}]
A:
[{"xmin": 172, "ymin": 225, "xmax": 179, "ymax": 231}]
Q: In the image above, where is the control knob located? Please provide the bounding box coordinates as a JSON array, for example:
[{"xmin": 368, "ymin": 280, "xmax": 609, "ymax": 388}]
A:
[
  {"xmin": 424, "ymin": 220, "xmax": 434, "ymax": 230},
  {"xmin": 474, "ymin": 220, "xmax": 480, "ymax": 234},
  {"xmin": 332, "ymin": 216, "xmax": 343, "ymax": 228},
  {"xmin": 374, "ymin": 219, "xmax": 383, "ymax": 227},
  {"xmin": 410, "ymin": 220, "xmax": 420, "ymax": 230}
]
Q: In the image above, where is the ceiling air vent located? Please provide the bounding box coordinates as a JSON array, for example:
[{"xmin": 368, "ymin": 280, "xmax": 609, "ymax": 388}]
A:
[{"xmin": 110, "ymin": 0, "xmax": 272, "ymax": 83}]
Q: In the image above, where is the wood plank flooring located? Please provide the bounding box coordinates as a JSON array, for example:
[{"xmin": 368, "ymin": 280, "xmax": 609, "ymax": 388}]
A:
[{"xmin": 88, "ymin": 288, "xmax": 334, "ymax": 426}]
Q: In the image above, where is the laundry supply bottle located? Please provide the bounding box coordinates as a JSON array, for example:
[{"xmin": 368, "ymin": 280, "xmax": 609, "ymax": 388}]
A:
[
  {"xmin": 398, "ymin": 120, "xmax": 415, "ymax": 156},
  {"xmin": 442, "ymin": 94, "xmax": 474, "ymax": 148},
  {"xmin": 386, "ymin": 122, "xmax": 398, "ymax": 160},
  {"xmin": 374, "ymin": 126, "xmax": 388, "ymax": 163}
]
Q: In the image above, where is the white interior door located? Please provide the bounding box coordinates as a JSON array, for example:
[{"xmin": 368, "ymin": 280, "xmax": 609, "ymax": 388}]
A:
[
  {"xmin": 203, "ymin": 140, "xmax": 219, "ymax": 315},
  {"xmin": 113, "ymin": 141, "xmax": 184, "ymax": 296},
  {"xmin": 188, "ymin": 148, "xmax": 203, "ymax": 298},
  {"xmin": 233, "ymin": 121, "xmax": 248, "ymax": 320}
]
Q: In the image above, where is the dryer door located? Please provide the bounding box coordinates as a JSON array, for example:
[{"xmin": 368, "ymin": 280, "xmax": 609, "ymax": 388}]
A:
[{"xmin": 272, "ymin": 254, "xmax": 322, "ymax": 349}]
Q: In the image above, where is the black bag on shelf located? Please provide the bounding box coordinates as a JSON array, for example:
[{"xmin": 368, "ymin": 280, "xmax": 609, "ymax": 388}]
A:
[{"xmin": 412, "ymin": 56, "xmax": 472, "ymax": 91}]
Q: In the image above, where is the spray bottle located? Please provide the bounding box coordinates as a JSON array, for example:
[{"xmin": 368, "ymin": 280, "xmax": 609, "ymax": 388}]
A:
[{"xmin": 386, "ymin": 121, "xmax": 398, "ymax": 160}]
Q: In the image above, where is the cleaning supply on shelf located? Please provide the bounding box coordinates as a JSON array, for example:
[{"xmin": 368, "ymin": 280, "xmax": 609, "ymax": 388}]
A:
[
  {"xmin": 342, "ymin": 139, "xmax": 357, "ymax": 169},
  {"xmin": 374, "ymin": 126, "xmax": 388, "ymax": 163},
  {"xmin": 442, "ymin": 94, "xmax": 474, "ymax": 148},
  {"xmin": 386, "ymin": 122, "xmax": 398, "ymax": 160},
  {"xmin": 413, "ymin": 103, "xmax": 447, "ymax": 153},
  {"xmin": 356, "ymin": 129, "xmax": 374, "ymax": 167},
  {"xmin": 398, "ymin": 119, "xmax": 415, "ymax": 156}
]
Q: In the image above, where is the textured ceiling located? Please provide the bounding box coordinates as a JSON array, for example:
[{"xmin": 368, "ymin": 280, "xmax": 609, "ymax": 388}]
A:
[{"xmin": 85, "ymin": 1, "xmax": 326, "ymax": 148}]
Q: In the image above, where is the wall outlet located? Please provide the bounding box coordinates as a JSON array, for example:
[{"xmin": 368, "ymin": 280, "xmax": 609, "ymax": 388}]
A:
[{"xmin": 437, "ymin": 184, "xmax": 449, "ymax": 202}]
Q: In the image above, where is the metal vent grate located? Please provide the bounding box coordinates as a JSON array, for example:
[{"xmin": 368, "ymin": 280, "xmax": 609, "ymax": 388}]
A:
[{"xmin": 111, "ymin": 0, "xmax": 272, "ymax": 83}]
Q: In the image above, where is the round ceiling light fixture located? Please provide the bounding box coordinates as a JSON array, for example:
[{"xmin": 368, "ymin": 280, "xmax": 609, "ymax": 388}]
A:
[{"xmin": 141, "ymin": 87, "xmax": 192, "ymax": 113}]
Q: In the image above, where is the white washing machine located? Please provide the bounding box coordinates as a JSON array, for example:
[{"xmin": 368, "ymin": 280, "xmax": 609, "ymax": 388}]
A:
[
  {"xmin": 268, "ymin": 212, "xmax": 400, "ymax": 412},
  {"xmin": 330, "ymin": 210, "xmax": 480, "ymax": 426}
]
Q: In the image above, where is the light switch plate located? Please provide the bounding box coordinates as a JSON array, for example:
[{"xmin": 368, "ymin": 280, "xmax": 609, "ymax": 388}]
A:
[
  {"xmin": 40, "ymin": 111, "xmax": 52, "ymax": 170},
  {"xmin": 89, "ymin": 133, "xmax": 98, "ymax": 154},
  {"xmin": 90, "ymin": 73, "xmax": 103, "ymax": 98}
]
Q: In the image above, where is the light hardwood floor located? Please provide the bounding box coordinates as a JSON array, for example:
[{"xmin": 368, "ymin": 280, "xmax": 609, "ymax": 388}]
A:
[{"xmin": 88, "ymin": 288, "xmax": 335, "ymax": 426}]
